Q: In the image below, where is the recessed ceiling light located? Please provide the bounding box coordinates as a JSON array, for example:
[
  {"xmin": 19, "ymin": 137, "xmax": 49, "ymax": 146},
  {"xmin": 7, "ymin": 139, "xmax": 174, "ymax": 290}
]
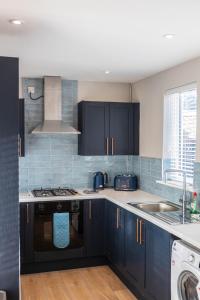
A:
[
  {"xmin": 9, "ymin": 19, "xmax": 24, "ymax": 25},
  {"xmin": 105, "ymin": 70, "xmax": 110, "ymax": 74},
  {"xmin": 163, "ymin": 33, "xmax": 175, "ymax": 40}
]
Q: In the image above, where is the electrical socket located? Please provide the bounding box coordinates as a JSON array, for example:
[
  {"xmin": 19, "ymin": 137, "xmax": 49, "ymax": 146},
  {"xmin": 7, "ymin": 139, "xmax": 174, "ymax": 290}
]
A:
[{"xmin": 28, "ymin": 86, "xmax": 35, "ymax": 94}]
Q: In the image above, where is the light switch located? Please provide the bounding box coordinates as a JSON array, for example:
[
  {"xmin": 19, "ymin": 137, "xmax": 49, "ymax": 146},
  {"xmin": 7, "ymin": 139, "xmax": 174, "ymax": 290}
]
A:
[{"xmin": 28, "ymin": 86, "xmax": 35, "ymax": 94}]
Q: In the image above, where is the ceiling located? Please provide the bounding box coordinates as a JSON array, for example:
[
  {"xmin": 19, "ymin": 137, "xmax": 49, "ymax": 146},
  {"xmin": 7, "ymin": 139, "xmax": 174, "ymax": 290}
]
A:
[{"xmin": 1, "ymin": 0, "xmax": 200, "ymax": 82}]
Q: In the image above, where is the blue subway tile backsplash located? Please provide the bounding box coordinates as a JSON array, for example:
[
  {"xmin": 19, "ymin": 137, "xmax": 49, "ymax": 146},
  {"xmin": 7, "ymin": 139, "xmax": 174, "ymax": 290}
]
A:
[
  {"xmin": 19, "ymin": 78, "xmax": 200, "ymax": 204},
  {"xmin": 19, "ymin": 79, "xmax": 131, "ymax": 191}
]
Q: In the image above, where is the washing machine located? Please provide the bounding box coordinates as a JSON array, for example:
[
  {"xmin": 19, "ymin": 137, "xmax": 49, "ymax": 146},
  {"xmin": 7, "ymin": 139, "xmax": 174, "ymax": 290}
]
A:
[{"xmin": 171, "ymin": 240, "xmax": 200, "ymax": 300}]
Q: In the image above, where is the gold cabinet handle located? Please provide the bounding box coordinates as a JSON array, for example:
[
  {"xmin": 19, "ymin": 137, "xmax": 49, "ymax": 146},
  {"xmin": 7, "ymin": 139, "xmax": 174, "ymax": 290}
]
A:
[
  {"xmin": 89, "ymin": 200, "xmax": 92, "ymax": 220},
  {"xmin": 136, "ymin": 218, "xmax": 139, "ymax": 243},
  {"xmin": 106, "ymin": 138, "xmax": 109, "ymax": 155},
  {"xmin": 111, "ymin": 138, "xmax": 114, "ymax": 155},
  {"xmin": 116, "ymin": 207, "xmax": 120, "ymax": 229},
  {"xmin": 18, "ymin": 134, "xmax": 22, "ymax": 157},
  {"xmin": 139, "ymin": 220, "xmax": 145, "ymax": 245}
]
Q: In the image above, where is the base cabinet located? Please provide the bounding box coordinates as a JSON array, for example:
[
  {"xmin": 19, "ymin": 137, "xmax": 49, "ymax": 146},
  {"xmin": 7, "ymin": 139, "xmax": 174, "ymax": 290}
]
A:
[
  {"xmin": 124, "ymin": 211, "xmax": 145, "ymax": 290},
  {"xmin": 20, "ymin": 199, "xmax": 175, "ymax": 300},
  {"xmin": 124, "ymin": 209, "xmax": 174, "ymax": 300},
  {"xmin": 105, "ymin": 201, "xmax": 125, "ymax": 273},
  {"xmin": 20, "ymin": 203, "xmax": 34, "ymax": 264},
  {"xmin": 84, "ymin": 199, "xmax": 105, "ymax": 257},
  {"xmin": 145, "ymin": 222, "xmax": 173, "ymax": 300}
]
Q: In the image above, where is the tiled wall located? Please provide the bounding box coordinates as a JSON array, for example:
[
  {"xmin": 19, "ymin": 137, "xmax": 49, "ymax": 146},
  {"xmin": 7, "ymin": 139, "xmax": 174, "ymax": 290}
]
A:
[
  {"xmin": 131, "ymin": 156, "xmax": 200, "ymax": 203},
  {"xmin": 19, "ymin": 78, "xmax": 199, "ymax": 203},
  {"xmin": 131, "ymin": 156, "xmax": 184, "ymax": 203},
  {"xmin": 19, "ymin": 79, "xmax": 131, "ymax": 192}
]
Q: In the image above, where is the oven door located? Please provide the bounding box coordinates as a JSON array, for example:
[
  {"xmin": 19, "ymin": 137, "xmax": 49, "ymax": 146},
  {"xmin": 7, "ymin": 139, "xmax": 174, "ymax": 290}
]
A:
[{"xmin": 33, "ymin": 201, "xmax": 85, "ymax": 262}]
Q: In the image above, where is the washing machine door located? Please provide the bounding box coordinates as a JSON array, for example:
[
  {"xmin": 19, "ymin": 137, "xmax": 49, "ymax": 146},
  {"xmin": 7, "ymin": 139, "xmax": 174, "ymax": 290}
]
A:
[{"xmin": 178, "ymin": 267, "xmax": 200, "ymax": 300}]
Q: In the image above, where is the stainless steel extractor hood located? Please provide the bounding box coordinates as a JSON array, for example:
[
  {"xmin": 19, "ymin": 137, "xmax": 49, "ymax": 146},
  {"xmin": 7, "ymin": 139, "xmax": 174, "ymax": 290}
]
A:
[{"xmin": 32, "ymin": 76, "xmax": 80, "ymax": 134}]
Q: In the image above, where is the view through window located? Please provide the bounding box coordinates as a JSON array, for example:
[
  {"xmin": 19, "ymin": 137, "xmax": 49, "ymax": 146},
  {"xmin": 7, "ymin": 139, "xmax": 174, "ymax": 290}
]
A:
[{"xmin": 163, "ymin": 83, "xmax": 197, "ymax": 186}]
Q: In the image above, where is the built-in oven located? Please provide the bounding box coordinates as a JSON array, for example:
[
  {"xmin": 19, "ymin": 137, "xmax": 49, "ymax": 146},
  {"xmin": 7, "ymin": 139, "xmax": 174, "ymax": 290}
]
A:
[{"xmin": 33, "ymin": 200, "xmax": 85, "ymax": 262}]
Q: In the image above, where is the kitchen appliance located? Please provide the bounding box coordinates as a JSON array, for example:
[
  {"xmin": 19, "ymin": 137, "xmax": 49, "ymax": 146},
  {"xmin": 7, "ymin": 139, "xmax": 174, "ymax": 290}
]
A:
[
  {"xmin": 34, "ymin": 200, "xmax": 84, "ymax": 262},
  {"xmin": 171, "ymin": 240, "xmax": 200, "ymax": 300},
  {"xmin": 114, "ymin": 174, "xmax": 137, "ymax": 191},
  {"xmin": 32, "ymin": 187, "xmax": 79, "ymax": 197},
  {"xmin": 31, "ymin": 76, "xmax": 80, "ymax": 134},
  {"xmin": 93, "ymin": 172, "xmax": 108, "ymax": 190}
]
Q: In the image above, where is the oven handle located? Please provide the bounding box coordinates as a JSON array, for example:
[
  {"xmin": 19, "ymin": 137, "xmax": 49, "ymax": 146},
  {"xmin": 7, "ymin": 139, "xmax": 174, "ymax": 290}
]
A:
[
  {"xmin": 26, "ymin": 204, "xmax": 29, "ymax": 224},
  {"xmin": 89, "ymin": 200, "xmax": 92, "ymax": 220}
]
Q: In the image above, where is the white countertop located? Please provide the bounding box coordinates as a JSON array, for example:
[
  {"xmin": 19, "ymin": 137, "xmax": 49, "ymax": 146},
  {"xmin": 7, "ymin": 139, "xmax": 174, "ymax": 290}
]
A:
[{"xmin": 19, "ymin": 189, "xmax": 200, "ymax": 250}]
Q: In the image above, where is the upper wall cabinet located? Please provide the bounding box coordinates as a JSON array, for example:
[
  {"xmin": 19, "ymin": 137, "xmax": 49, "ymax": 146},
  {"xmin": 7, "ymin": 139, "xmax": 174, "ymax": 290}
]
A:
[
  {"xmin": 78, "ymin": 101, "xmax": 140, "ymax": 155},
  {"xmin": 18, "ymin": 98, "xmax": 25, "ymax": 157}
]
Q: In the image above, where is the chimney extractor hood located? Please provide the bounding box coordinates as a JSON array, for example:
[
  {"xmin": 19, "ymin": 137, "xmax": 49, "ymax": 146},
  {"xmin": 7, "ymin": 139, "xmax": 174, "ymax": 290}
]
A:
[{"xmin": 32, "ymin": 76, "xmax": 80, "ymax": 134}]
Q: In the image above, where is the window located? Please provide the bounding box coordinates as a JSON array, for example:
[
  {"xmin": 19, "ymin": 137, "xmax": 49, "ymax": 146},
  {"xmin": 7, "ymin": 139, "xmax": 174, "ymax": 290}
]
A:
[{"xmin": 163, "ymin": 83, "xmax": 197, "ymax": 186}]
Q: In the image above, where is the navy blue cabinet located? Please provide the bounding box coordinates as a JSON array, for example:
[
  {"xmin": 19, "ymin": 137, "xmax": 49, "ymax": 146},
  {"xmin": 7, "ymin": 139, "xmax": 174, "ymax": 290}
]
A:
[
  {"xmin": 124, "ymin": 210, "xmax": 173, "ymax": 300},
  {"xmin": 85, "ymin": 199, "xmax": 105, "ymax": 257},
  {"xmin": 145, "ymin": 222, "xmax": 173, "ymax": 300},
  {"xmin": 20, "ymin": 203, "xmax": 35, "ymax": 264},
  {"xmin": 78, "ymin": 102, "xmax": 109, "ymax": 155},
  {"xmin": 0, "ymin": 57, "xmax": 19, "ymax": 300},
  {"xmin": 109, "ymin": 102, "xmax": 139, "ymax": 155},
  {"xmin": 18, "ymin": 98, "xmax": 25, "ymax": 157},
  {"xmin": 105, "ymin": 201, "xmax": 125, "ymax": 272},
  {"xmin": 78, "ymin": 101, "xmax": 139, "ymax": 156},
  {"xmin": 124, "ymin": 211, "xmax": 145, "ymax": 289}
]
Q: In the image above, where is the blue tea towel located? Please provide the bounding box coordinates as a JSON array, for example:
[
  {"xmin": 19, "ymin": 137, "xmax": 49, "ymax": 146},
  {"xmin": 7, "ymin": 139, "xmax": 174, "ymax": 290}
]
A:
[{"xmin": 53, "ymin": 212, "xmax": 70, "ymax": 249}]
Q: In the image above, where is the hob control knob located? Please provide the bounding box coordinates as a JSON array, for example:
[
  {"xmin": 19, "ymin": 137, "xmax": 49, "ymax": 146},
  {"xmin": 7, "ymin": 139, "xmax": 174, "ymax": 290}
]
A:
[{"xmin": 188, "ymin": 254, "xmax": 195, "ymax": 263}]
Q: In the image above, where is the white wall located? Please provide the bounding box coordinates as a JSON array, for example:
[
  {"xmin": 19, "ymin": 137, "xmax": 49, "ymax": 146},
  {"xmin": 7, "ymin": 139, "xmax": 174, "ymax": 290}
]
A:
[
  {"xmin": 78, "ymin": 81, "xmax": 131, "ymax": 102},
  {"xmin": 132, "ymin": 57, "xmax": 200, "ymax": 161}
]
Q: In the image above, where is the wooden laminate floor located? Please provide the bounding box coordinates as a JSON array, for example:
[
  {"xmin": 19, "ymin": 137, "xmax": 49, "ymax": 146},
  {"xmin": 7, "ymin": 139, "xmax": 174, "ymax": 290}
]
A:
[{"xmin": 21, "ymin": 266, "xmax": 138, "ymax": 300}]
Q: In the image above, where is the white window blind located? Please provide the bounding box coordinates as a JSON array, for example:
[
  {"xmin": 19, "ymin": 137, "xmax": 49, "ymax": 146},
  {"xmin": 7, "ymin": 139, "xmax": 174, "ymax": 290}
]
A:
[{"xmin": 163, "ymin": 83, "xmax": 197, "ymax": 186}]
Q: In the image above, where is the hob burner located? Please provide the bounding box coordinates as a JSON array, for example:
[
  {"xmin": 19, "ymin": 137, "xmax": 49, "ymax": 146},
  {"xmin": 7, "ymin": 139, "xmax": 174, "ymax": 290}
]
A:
[{"xmin": 32, "ymin": 187, "xmax": 78, "ymax": 197}]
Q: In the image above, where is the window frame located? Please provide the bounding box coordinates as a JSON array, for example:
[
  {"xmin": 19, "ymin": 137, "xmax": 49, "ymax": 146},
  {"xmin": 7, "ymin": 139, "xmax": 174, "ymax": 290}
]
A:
[{"xmin": 162, "ymin": 82, "xmax": 197, "ymax": 188}]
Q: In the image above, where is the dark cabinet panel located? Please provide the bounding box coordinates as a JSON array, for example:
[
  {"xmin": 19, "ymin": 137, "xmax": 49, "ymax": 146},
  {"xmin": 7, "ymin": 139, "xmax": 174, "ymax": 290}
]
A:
[
  {"xmin": 124, "ymin": 210, "xmax": 173, "ymax": 300},
  {"xmin": 20, "ymin": 203, "xmax": 35, "ymax": 264},
  {"xmin": 145, "ymin": 222, "xmax": 172, "ymax": 300},
  {"xmin": 78, "ymin": 101, "xmax": 109, "ymax": 155},
  {"xmin": 78, "ymin": 101, "xmax": 139, "ymax": 155},
  {"xmin": 109, "ymin": 103, "xmax": 132, "ymax": 155},
  {"xmin": 18, "ymin": 98, "xmax": 25, "ymax": 157},
  {"xmin": 0, "ymin": 57, "xmax": 19, "ymax": 300},
  {"xmin": 130, "ymin": 103, "xmax": 140, "ymax": 155},
  {"xmin": 85, "ymin": 199, "xmax": 105, "ymax": 257},
  {"xmin": 105, "ymin": 201, "xmax": 125, "ymax": 272},
  {"xmin": 124, "ymin": 211, "xmax": 145, "ymax": 289}
]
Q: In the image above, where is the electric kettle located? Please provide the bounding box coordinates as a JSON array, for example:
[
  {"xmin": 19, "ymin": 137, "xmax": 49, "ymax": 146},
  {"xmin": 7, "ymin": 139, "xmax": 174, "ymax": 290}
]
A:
[{"xmin": 93, "ymin": 172, "xmax": 108, "ymax": 190}]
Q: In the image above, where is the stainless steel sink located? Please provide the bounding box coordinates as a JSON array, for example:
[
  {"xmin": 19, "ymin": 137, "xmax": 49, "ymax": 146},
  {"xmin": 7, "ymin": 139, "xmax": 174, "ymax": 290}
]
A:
[
  {"xmin": 132, "ymin": 202, "xmax": 180, "ymax": 213},
  {"xmin": 127, "ymin": 201, "xmax": 189, "ymax": 225}
]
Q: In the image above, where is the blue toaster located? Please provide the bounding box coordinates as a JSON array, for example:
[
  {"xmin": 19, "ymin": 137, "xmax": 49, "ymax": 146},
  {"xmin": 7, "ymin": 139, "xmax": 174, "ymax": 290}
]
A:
[{"xmin": 114, "ymin": 174, "xmax": 137, "ymax": 191}]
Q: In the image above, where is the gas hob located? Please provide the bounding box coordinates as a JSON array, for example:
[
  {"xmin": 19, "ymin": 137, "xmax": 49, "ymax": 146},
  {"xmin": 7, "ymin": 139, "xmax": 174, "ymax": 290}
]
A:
[{"xmin": 32, "ymin": 188, "xmax": 79, "ymax": 197}]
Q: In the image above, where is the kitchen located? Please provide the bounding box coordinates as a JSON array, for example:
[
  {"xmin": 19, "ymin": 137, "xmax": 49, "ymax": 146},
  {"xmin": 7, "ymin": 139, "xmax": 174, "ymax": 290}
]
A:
[{"xmin": 1, "ymin": 1, "xmax": 200, "ymax": 300}]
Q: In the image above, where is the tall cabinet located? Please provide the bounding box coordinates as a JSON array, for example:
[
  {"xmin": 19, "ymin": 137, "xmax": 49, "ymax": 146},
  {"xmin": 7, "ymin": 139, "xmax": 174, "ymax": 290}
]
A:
[
  {"xmin": 0, "ymin": 57, "xmax": 19, "ymax": 300},
  {"xmin": 78, "ymin": 101, "xmax": 139, "ymax": 155}
]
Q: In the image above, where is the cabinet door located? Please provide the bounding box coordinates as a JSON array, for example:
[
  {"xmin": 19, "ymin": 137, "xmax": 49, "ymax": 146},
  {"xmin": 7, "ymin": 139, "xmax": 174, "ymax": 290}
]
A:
[
  {"xmin": 18, "ymin": 98, "xmax": 25, "ymax": 157},
  {"xmin": 124, "ymin": 211, "xmax": 145, "ymax": 288},
  {"xmin": 78, "ymin": 101, "xmax": 109, "ymax": 155},
  {"xmin": 105, "ymin": 201, "xmax": 125, "ymax": 272},
  {"xmin": 109, "ymin": 103, "xmax": 130, "ymax": 155},
  {"xmin": 85, "ymin": 199, "xmax": 105, "ymax": 256},
  {"xmin": 145, "ymin": 222, "xmax": 172, "ymax": 300},
  {"xmin": 109, "ymin": 103, "xmax": 139, "ymax": 155},
  {"xmin": 20, "ymin": 203, "xmax": 35, "ymax": 264},
  {"xmin": 0, "ymin": 57, "xmax": 19, "ymax": 300},
  {"xmin": 129, "ymin": 103, "xmax": 140, "ymax": 155}
]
